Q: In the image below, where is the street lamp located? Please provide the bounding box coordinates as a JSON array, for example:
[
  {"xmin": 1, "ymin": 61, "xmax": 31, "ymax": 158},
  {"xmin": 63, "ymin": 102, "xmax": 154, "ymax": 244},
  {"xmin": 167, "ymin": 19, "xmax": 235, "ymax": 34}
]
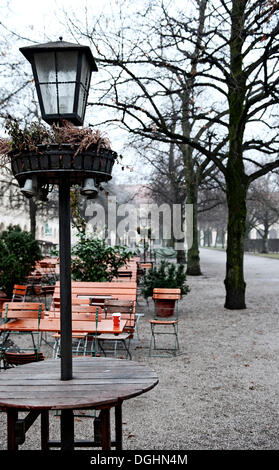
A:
[
  {"xmin": 20, "ymin": 37, "xmax": 98, "ymax": 126},
  {"xmin": 19, "ymin": 39, "xmax": 99, "ymax": 384},
  {"xmin": 16, "ymin": 38, "xmax": 116, "ymax": 450}
]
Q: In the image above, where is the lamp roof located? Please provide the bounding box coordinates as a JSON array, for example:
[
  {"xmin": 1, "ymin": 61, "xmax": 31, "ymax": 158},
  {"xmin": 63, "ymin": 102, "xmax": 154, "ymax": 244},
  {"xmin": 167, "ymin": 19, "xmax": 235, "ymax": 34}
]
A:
[{"xmin": 20, "ymin": 39, "xmax": 98, "ymax": 71}]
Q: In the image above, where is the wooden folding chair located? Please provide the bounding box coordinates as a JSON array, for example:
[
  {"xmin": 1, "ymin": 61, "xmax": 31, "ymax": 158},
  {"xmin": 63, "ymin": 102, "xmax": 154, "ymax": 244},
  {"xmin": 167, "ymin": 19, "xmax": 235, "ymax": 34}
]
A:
[
  {"xmin": 51, "ymin": 305, "xmax": 101, "ymax": 358},
  {"xmin": 0, "ymin": 302, "xmax": 45, "ymax": 368},
  {"xmin": 149, "ymin": 288, "xmax": 181, "ymax": 357},
  {"xmin": 12, "ymin": 285, "xmax": 28, "ymax": 302},
  {"xmin": 97, "ymin": 300, "xmax": 135, "ymax": 359}
]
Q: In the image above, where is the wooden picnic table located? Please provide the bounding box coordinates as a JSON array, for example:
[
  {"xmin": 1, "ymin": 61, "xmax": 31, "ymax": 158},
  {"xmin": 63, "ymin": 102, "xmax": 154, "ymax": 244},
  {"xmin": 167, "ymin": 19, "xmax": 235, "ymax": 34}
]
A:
[
  {"xmin": 0, "ymin": 318, "xmax": 127, "ymax": 334},
  {"xmin": 0, "ymin": 356, "xmax": 158, "ymax": 450}
]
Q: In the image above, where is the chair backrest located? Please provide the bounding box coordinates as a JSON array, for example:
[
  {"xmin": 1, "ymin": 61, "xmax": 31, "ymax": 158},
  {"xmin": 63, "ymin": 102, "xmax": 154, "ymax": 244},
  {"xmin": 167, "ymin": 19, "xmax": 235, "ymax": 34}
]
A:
[
  {"xmin": 48, "ymin": 299, "xmax": 102, "ymax": 321},
  {"xmin": 140, "ymin": 262, "xmax": 153, "ymax": 269},
  {"xmin": 52, "ymin": 295, "xmax": 90, "ymax": 309},
  {"xmin": 2, "ymin": 302, "xmax": 45, "ymax": 322},
  {"xmin": 153, "ymin": 288, "xmax": 181, "ymax": 300},
  {"xmin": 113, "ymin": 258, "xmax": 138, "ymax": 282},
  {"xmin": 12, "ymin": 285, "xmax": 27, "ymax": 302},
  {"xmin": 72, "ymin": 304, "xmax": 102, "ymax": 321},
  {"xmin": 104, "ymin": 299, "xmax": 135, "ymax": 330}
]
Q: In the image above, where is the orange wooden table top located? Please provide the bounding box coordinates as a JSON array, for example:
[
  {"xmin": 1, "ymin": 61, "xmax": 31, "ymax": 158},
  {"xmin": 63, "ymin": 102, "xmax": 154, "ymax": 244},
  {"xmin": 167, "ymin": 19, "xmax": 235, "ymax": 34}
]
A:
[{"xmin": 0, "ymin": 318, "xmax": 127, "ymax": 335}]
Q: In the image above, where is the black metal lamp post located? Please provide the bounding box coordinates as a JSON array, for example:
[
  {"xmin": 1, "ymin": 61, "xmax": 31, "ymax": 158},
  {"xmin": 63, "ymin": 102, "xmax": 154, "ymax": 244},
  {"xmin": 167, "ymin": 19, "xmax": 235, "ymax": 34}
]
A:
[
  {"xmin": 20, "ymin": 39, "xmax": 98, "ymax": 384},
  {"xmin": 15, "ymin": 39, "xmax": 117, "ymax": 450}
]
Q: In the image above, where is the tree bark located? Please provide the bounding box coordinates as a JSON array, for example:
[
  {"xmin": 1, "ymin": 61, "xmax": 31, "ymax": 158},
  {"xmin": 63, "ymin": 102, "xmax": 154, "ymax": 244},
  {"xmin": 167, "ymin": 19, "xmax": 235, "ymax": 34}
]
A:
[
  {"xmin": 224, "ymin": 172, "xmax": 248, "ymax": 309},
  {"xmin": 176, "ymin": 238, "xmax": 187, "ymax": 264},
  {"xmin": 224, "ymin": 0, "xmax": 248, "ymax": 309},
  {"xmin": 186, "ymin": 197, "xmax": 202, "ymax": 274},
  {"xmin": 182, "ymin": 147, "xmax": 202, "ymax": 275},
  {"xmin": 261, "ymin": 224, "xmax": 269, "ymax": 254}
]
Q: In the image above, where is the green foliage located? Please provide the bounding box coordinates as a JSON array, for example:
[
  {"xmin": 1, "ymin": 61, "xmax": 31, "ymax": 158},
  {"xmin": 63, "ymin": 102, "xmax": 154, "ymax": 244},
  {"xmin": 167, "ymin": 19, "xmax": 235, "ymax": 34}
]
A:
[
  {"xmin": 71, "ymin": 233, "xmax": 133, "ymax": 282},
  {"xmin": 5, "ymin": 119, "xmax": 50, "ymax": 154},
  {"xmin": 0, "ymin": 225, "xmax": 42, "ymax": 297},
  {"xmin": 141, "ymin": 260, "xmax": 190, "ymax": 299}
]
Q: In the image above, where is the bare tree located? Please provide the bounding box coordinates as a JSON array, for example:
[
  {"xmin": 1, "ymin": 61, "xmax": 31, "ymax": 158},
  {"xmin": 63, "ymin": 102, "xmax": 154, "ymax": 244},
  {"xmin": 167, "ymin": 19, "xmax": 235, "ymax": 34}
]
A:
[
  {"xmin": 247, "ymin": 175, "xmax": 279, "ymax": 253},
  {"xmin": 66, "ymin": 0, "xmax": 279, "ymax": 309}
]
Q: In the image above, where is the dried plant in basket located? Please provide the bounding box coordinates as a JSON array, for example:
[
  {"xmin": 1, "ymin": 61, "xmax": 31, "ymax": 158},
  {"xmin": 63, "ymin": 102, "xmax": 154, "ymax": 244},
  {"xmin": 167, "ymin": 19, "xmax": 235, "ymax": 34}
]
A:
[
  {"xmin": 52, "ymin": 120, "xmax": 111, "ymax": 156},
  {"xmin": 0, "ymin": 118, "xmax": 112, "ymax": 163}
]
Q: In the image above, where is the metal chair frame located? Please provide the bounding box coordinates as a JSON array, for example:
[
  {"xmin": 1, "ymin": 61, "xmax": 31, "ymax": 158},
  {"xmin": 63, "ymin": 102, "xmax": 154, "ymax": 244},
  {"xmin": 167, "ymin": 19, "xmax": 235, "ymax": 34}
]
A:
[
  {"xmin": 149, "ymin": 289, "xmax": 181, "ymax": 357},
  {"xmin": 0, "ymin": 302, "xmax": 44, "ymax": 369},
  {"xmin": 52, "ymin": 307, "xmax": 100, "ymax": 359},
  {"xmin": 11, "ymin": 285, "xmax": 28, "ymax": 302},
  {"xmin": 97, "ymin": 300, "xmax": 134, "ymax": 360}
]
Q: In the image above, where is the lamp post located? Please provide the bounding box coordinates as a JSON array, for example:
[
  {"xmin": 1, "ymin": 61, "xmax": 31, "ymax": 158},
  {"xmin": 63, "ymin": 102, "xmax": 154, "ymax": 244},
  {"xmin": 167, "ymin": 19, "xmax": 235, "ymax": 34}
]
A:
[
  {"xmin": 140, "ymin": 216, "xmax": 149, "ymax": 263},
  {"xmin": 15, "ymin": 38, "xmax": 116, "ymax": 450},
  {"xmin": 20, "ymin": 38, "xmax": 97, "ymax": 383}
]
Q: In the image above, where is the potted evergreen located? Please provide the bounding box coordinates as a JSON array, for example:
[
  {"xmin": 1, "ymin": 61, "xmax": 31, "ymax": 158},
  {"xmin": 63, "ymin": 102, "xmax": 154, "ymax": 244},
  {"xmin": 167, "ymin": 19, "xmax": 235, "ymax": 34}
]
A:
[{"xmin": 141, "ymin": 260, "xmax": 190, "ymax": 317}]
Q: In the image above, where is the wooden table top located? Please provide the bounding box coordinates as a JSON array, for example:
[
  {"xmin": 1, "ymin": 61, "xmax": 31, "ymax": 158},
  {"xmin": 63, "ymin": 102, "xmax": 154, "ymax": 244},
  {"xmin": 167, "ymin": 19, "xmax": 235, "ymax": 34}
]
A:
[
  {"xmin": 0, "ymin": 318, "xmax": 127, "ymax": 334},
  {"xmin": 0, "ymin": 357, "xmax": 159, "ymax": 410}
]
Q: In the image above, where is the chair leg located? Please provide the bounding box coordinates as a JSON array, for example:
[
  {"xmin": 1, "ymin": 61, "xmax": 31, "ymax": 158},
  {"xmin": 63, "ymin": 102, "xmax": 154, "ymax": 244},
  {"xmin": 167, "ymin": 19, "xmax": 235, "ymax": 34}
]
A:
[
  {"xmin": 121, "ymin": 338, "xmax": 132, "ymax": 360},
  {"xmin": 149, "ymin": 322, "xmax": 179, "ymax": 357}
]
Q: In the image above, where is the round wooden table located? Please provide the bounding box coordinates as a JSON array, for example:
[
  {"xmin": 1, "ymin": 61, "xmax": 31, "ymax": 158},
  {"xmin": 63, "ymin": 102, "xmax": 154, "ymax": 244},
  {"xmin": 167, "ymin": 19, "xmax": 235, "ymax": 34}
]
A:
[{"xmin": 0, "ymin": 357, "xmax": 158, "ymax": 450}]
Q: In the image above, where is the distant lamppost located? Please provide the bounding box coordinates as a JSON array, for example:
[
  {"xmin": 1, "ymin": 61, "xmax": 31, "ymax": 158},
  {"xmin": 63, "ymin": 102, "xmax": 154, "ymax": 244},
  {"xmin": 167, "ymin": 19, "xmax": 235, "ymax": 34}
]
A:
[{"xmin": 140, "ymin": 216, "xmax": 149, "ymax": 263}]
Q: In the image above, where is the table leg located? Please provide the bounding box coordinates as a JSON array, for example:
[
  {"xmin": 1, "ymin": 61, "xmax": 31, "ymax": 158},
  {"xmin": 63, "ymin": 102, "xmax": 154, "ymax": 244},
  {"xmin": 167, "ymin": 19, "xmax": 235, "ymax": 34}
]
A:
[
  {"xmin": 41, "ymin": 410, "xmax": 49, "ymax": 450},
  {"xmin": 61, "ymin": 409, "xmax": 75, "ymax": 450},
  {"xmin": 7, "ymin": 409, "xmax": 18, "ymax": 450},
  {"xmin": 100, "ymin": 408, "xmax": 111, "ymax": 450},
  {"xmin": 115, "ymin": 403, "xmax": 123, "ymax": 451}
]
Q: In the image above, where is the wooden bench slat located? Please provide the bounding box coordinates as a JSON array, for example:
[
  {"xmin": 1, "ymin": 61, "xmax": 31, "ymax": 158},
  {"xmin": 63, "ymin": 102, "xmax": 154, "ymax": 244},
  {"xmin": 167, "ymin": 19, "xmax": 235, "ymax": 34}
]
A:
[
  {"xmin": 2, "ymin": 302, "xmax": 45, "ymax": 320},
  {"xmin": 153, "ymin": 293, "xmax": 181, "ymax": 300},
  {"xmin": 153, "ymin": 288, "xmax": 181, "ymax": 294}
]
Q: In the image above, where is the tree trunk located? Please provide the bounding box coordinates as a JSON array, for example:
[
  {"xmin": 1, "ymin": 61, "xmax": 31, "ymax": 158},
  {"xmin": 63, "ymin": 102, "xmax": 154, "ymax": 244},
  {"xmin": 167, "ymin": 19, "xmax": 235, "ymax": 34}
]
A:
[
  {"xmin": 186, "ymin": 205, "xmax": 202, "ymax": 274},
  {"xmin": 176, "ymin": 239, "xmax": 187, "ymax": 264},
  {"xmin": 262, "ymin": 225, "xmax": 269, "ymax": 254},
  {"xmin": 224, "ymin": 173, "xmax": 248, "ymax": 309},
  {"xmin": 185, "ymin": 170, "xmax": 202, "ymax": 275},
  {"xmin": 224, "ymin": 0, "xmax": 248, "ymax": 309}
]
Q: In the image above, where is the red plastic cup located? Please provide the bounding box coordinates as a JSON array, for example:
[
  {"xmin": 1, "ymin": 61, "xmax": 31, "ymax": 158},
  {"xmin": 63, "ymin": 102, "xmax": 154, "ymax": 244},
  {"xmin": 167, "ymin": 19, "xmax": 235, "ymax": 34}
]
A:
[{"xmin": 112, "ymin": 312, "xmax": 121, "ymax": 329}]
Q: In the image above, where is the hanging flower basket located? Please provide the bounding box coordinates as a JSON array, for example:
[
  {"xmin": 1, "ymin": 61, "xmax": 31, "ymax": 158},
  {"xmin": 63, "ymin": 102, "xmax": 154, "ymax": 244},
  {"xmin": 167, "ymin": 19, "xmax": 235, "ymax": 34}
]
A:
[{"xmin": 10, "ymin": 143, "xmax": 117, "ymax": 187}]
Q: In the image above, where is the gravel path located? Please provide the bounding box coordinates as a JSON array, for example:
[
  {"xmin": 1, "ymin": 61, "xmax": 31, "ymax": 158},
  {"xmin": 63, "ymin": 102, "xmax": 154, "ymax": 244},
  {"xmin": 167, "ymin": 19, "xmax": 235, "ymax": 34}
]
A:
[{"xmin": 1, "ymin": 247, "xmax": 279, "ymax": 451}]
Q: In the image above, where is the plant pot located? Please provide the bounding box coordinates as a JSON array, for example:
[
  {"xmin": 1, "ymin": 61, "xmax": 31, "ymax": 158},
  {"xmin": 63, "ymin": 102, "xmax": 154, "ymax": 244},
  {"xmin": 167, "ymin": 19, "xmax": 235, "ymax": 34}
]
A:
[
  {"xmin": 10, "ymin": 143, "xmax": 117, "ymax": 187},
  {"xmin": 154, "ymin": 298, "xmax": 176, "ymax": 318}
]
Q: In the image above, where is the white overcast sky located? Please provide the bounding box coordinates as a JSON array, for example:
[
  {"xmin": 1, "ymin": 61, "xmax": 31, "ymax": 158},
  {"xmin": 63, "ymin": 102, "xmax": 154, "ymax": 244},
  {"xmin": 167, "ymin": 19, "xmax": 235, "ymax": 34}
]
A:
[
  {"xmin": 0, "ymin": 0, "xmax": 194, "ymax": 185},
  {"xmin": 1, "ymin": 0, "xmax": 151, "ymax": 183},
  {"xmin": 2, "ymin": 0, "xmax": 111, "ymax": 35}
]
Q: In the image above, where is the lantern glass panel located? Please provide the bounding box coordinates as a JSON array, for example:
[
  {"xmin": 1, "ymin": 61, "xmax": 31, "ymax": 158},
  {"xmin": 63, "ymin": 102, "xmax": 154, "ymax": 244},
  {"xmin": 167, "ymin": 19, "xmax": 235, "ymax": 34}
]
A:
[
  {"xmin": 56, "ymin": 51, "xmax": 78, "ymax": 114},
  {"xmin": 34, "ymin": 52, "xmax": 57, "ymax": 114},
  {"xmin": 78, "ymin": 54, "xmax": 91, "ymax": 119},
  {"xmin": 34, "ymin": 52, "xmax": 56, "ymax": 82},
  {"xmin": 34, "ymin": 50, "xmax": 78, "ymax": 115},
  {"xmin": 40, "ymin": 84, "xmax": 57, "ymax": 114}
]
